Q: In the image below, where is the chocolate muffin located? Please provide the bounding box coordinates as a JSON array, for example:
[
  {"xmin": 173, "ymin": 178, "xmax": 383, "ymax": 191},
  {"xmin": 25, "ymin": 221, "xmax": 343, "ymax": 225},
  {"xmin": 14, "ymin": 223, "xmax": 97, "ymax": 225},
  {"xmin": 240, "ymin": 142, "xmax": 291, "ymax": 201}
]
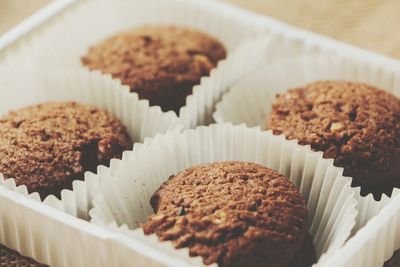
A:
[
  {"xmin": 81, "ymin": 26, "xmax": 227, "ymax": 113},
  {"xmin": 0, "ymin": 244, "xmax": 47, "ymax": 266},
  {"xmin": 267, "ymin": 81, "xmax": 400, "ymax": 198},
  {"xmin": 142, "ymin": 161, "xmax": 313, "ymax": 267},
  {"xmin": 385, "ymin": 250, "xmax": 400, "ymax": 267},
  {"xmin": 0, "ymin": 101, "xmax": 132, "ymax": 199}
]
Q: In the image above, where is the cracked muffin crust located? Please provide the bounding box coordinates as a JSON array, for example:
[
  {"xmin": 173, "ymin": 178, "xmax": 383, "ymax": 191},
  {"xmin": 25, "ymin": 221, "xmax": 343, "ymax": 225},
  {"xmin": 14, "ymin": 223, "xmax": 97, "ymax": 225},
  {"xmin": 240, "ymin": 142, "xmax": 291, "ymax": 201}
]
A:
[
  {"xmin": 0, "ymin": 244, "xmax": 47, "ymax": 267},
  {"xmin": 81, "ymin": 26, "xmax": 227, "ymax": 113},
  {"xmin": 0, "ymin": 101, "xmax": 132, "ymax": 199},
  {"xmin": 267, "ymin": 81, "xmax": 400, "ymax": 198},
  {"xmin": 142, "ymin": 161, "xmax": 310, "ymax": 267}
]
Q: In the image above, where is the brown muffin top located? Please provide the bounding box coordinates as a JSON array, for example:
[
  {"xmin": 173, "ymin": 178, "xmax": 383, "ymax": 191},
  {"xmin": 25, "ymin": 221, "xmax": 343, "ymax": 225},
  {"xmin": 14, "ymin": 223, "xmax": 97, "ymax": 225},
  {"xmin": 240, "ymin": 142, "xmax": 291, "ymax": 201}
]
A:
[
  {"xmin": 81, "ymin": 26, "xmax": 226, "ymax": 112},
  {"xmin": 0, "ymin": 101, "xmax": 132, "ymax": 199},
  {"xmin": 267, "ymin": 81, "xmax": 400, "ymax": 197},
  {"xmin": 0, "ymin": 244, "xmax": 47, "ymax": 267},
  {"xmin": 142, "ymin": 161, "xmax": 308, "ymax": 267}
]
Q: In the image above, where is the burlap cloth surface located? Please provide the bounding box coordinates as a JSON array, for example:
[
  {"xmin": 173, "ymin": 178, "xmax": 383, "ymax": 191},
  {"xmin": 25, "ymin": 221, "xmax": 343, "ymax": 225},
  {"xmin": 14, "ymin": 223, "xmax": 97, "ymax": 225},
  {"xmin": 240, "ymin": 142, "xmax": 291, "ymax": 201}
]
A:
[{"xmin": 1, "ymin": 0, "xmax": 400, "ymax": 57}]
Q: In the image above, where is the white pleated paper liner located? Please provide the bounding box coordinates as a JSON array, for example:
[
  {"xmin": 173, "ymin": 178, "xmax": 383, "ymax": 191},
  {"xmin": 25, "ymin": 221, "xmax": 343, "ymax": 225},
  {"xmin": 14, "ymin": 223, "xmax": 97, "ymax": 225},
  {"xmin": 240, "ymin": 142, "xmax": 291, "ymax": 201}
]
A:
[
  {"xmin": 351, "ymin": 188, "xmax": 400, "ymax": 235},
  {"xmin": 179, "ymin": 36, "xmax": 268, "ymax": 128},
  {"xmin": 0, "ymin": 186, "xmax": 116, "ymax": 267},
  {"xmin": 213, "ymin": 54, "xmax": 400, "ymax": 128},
  {"xmin": 0, "ymin": 68, "xmax": 182, "ymax": 220},
  {"xmin": 0, "ymin": 185, "xmax": 201, "ymax": 267},
  {"xmin": 98, "ymin": 221, "xmax": 215, "ymax": 267},
  {"xmin": 0, "ymin": 0, "xmax": 330, "ymax": 129},
  {"xmin": 178, "ymin": 33, "xmax": 328, "ymax": 128},
  {"xmin": 213, "ymin": 54, "xmax": 400, "ymax": 232},
  {"xmin": 0, "ymin": 0, "xmax": 264, "ymax": 128},
  {"xmin": 89, "ymin": 123, "xmax": 357, "ymax": 266},
  {"xmin": 323, "ymin": 193, "xmax": 400, "ymax": 267}
]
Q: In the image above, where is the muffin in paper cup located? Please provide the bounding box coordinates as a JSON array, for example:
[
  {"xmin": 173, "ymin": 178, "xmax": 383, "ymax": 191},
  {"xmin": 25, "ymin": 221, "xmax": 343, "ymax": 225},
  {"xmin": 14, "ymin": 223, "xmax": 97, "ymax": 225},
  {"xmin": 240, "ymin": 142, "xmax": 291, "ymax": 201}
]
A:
[
  {"xmin": 213, "ymin": 54, "xmax": 400, "ymax": 232},
  {"xmin": 0, "ymin": 68, "xmax": 182, "ymax": 220},
  {"xmin": 0, "ymin": 0, "xmax": 327, "ymax": 128},
  {"xmin": 89, "ymin": 123, "xmax": 357, "ymax": 266},
  {"xmin": 1, "ymin": 0, "xmax": 263, "ymax": 127},
  {"xmin": 323, "ymin": 193, "xmax": 400, "ymax": 267}
]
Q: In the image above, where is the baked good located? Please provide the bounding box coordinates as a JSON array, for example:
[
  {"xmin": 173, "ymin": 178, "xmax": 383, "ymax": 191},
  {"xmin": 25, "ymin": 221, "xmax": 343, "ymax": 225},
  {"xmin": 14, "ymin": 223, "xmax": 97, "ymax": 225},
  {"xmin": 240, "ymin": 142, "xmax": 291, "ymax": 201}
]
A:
[
  {"xmin": 0, "ymin": 101, "xmax": 132, "ymax": 199},
  {"xmin": 142, "ymin": 161, "xmax": 311, "ymax": 267},
  {"xmin": 0, "ymin": 244, "xmax": 47, "ymax": 266},
  {"xmin": 81, "ymin": 25, "xmax": 227, "ymax": 113},
  {"xmin": 385, "ymin": 249, "xmax": 400, "ymax": 267},
  {"xmin": 267, "ymin": 81, "xmax": 400, "ymax": 198}
]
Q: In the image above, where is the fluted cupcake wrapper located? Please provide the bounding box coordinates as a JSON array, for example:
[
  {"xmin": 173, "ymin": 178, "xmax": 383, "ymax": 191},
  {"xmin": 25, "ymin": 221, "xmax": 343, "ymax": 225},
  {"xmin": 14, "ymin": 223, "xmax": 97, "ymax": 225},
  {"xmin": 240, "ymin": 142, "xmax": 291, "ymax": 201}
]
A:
[
  {"xmin": 213, "ymin": 54, "xmax": 400, "ymax": 232},
  {"xmin": 0, "ymin": 68, "xmax": 182, "ymax": 220},
  {"xmin": 179, "ymin": 32, "xmax": 330, "ymax": 128},
  {"xmin": 351, "ymin": 188, "xmax": 400, "ymax": 234},
  {"xmin": 0, "ymin": 0, "xmax": 285, "ymax": 129},
  {"xmin": 213, "ymin": 54, "xmax": 400, "ymax": 127},
  {"xmin": 323, "ymin": 193, "xmax": 400, "ymax": 267},
  {"xmin": 0, "ymin": 184, "xmax": 201, "ymax": 267},
  {"xmin": 89, "ymin": 123, "xmax": 357, "ymax": 266},
  {"xmin": 179, "ymin": 36, "xmax": 269, "ymax": 128},
  {"xmin": 98, "ymin": 221, "xmax": 215, "ymax": 267}
]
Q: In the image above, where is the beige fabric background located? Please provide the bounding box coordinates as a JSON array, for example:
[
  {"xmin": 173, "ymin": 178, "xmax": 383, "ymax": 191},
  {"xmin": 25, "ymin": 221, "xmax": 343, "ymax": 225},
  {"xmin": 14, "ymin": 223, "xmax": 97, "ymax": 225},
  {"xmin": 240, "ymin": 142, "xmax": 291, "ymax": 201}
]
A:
[
  {"xmin": 0, "ymin": 0, "xmax": 400, "ymax": 59},
  {"xmin": 0, "ymin": 0, "xmax": 49, "ymax": 34},
  {"xmin": 227, "ymin": 0, "xmax": 400, "ymax": 59}
]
